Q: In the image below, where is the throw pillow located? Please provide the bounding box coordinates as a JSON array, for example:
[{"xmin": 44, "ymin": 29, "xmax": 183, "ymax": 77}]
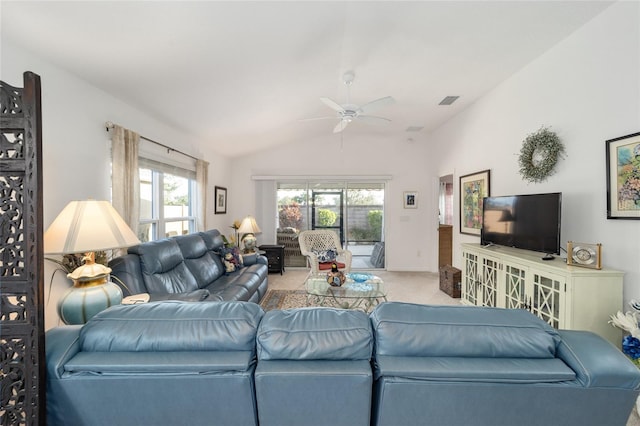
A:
[
  {"xmin": 217, "ymin": 247, "xmax": 244, "ymax": 274},
  {"xmin": 313, "ymin": 248, "xmax": 337, "ymax": 262}
]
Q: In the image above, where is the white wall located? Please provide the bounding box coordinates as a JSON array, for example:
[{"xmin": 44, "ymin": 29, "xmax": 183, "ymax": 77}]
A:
[
  {"xmin": 1, "ymin": 38, "xmax": 232, "ymax": 329},
  {"xmin": 430, "ymin": 1, "xmax": 640, "ymax": 305}
]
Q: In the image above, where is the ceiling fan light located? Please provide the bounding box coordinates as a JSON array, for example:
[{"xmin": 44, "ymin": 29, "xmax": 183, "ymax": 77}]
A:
[{"xmin": 305, "ymin": 71, "xmax": 394, "ymax": 134}]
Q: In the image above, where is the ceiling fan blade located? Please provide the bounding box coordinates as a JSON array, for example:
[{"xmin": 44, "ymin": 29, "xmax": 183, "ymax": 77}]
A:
[
  {"xmin": 357, "ymin": 115, "xmax": 391, "ymax": 125},
  {"xmin": 320, "ymin": 97, "xmax": 345, "ymax": 112},
  {"xmin": 357, "ymin": 96, "xmax": 395, "ymax": 115},
  {"xmin": 333, "ymin": 120, "xmax": 349, "ymax": 133}
]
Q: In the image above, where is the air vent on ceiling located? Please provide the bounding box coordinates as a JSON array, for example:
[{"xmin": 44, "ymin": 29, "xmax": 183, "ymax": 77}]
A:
[
  {"xmin": 405, "ymin": 126, "xmax": 424, "ymax": 132},
  {"xmin": 439, "ymin": 96, "xmax": 460, "ymax": 106}
]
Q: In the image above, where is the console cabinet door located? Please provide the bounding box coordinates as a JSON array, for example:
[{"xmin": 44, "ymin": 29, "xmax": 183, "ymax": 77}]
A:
[
  {"xmin": 502, "ymin": 262, "xmax": 527, "ymax": 310},
  {"xmin": 462, "ymin": 250, "xmax": 480, "ymax": 306},
  {"xmin": 527, "ymin": 269, "xmax": 566, "ymax": 329},
  {"xmin": 479, "ymin": 256, "xmax": 500, "ymax": 307},
  {"xmin": 462, "ymin": 249, "xmax": 500, "ymax": 307}
]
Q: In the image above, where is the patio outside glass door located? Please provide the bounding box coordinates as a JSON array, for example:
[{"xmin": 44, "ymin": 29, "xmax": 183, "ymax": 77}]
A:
[
  {"xmin": 276, "ymin": 181, "xmax": 385, "ymax": 269},
  {"xmin": 311, "ymin": 190, "xmax": 344, "ymax": 245}
]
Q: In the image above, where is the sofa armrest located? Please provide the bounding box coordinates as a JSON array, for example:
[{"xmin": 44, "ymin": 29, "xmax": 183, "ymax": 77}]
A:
[
  {"xmin": 243, "ymin": 253, "xmax": 267, "ymax": 266},
  {"xmin": 46, "ymin": 326, "xmax": 83, "ymax": 378},
  {"xmin": 557, "ymin": 330, "xmax": 640, "ymax": 389},
  {"xmin": 108, "ymin": 254, "xmax": 147, "ymax": 296}
]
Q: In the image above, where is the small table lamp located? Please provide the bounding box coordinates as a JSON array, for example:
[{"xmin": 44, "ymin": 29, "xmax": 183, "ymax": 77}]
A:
[
  {"xmin": 44, "ymin": 200, "xmax": 140, "ymax": 324},
  {"xmin": 238, "ymin": 215, "xmax": 261, "ymax": 253}
]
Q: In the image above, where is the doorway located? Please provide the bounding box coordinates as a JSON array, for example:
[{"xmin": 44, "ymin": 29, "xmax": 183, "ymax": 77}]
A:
[
  {"xmin": 439, "ymin": 174, "xmax": 454, "ymax": 225},
  {"xmin": 438, "ymin": 174, "xmax": 454, "ymax": 267}
]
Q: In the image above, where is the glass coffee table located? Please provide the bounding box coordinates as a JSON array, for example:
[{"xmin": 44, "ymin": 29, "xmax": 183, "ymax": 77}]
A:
[{"xmin": 305, "ymin": 273, "xmax": 387, "ymax": 312}]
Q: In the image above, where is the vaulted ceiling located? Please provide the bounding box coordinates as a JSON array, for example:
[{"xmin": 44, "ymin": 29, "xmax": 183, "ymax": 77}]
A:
[{"xmin": 1, "ymin": 1, "xmax": 613, "ymax": 157}]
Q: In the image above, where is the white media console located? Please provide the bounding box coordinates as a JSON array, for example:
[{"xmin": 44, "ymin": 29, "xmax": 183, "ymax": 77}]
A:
[{"xmin": 461, "ymin": 243, "xmax": 624, "ymax": 345}]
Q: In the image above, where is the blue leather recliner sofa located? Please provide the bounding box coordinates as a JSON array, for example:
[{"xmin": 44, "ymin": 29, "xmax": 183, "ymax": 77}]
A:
[
  {"xmin": 46, "ymin": 301, "xmax": 265, "ymax": 425},
  {"xmin": 255, "ymin": 308, "xmax": 374, "ymax": 426},
  {"xmin": 45, "ymin": 301, "xmax": 640, "ymax": 426},
  {"xmin": 370, "ymin": 303, "xmax": 640, "ymax": 426},
  {"xmin": 108, "ymin": 229, "xmax": 268, "ymax": 303}
]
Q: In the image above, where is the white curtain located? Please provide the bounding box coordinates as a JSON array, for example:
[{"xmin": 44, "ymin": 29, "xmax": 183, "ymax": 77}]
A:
[
  {"xmin": 111, "ymin": 125, "xmax": 140, "ymax": 239},
  {"xmin": 196, "ymin": 159, "xmax": 209, "ymax": 231}
]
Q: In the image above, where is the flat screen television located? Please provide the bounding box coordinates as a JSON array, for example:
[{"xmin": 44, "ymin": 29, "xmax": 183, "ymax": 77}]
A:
[{"xmin": 481, "ymin": 192, "xmax": 562, "ymax": 256}]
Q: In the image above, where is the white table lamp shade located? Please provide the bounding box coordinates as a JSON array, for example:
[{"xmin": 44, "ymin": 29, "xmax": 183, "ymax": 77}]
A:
[
  {"xmin": 44, "ymin": 200, "xmax": 140, "ymax": 254},
  {"xmin": 238, "ymin": 215, "xmax": 261, "ymax": 235},
  {"xmin": 44, "ymin": 200, "xmax": 140, "ymax": 325}
]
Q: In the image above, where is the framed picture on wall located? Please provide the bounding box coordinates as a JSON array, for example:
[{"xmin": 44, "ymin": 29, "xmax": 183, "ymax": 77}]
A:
[
  {"xmin": 606, "ymin": 132, "xmax": 640, "ymax": 219},
  {"xmin": 459, "ymin": 169, "xmax": 491, "ymax": 235},
  {"xmin": 404, "ymin": 191, "xmax": 418, "ymax": 209},
  {"xmin": 215, "ymin": 186, "xmax": 227, "ymax": 214}
]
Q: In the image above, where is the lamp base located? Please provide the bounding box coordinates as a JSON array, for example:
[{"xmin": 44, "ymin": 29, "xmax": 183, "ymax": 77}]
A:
[
  {"xmin": 58, "ymin": 281, "xmax": 123, "ymax": 325},
  {"xmin": 242, "ymin": 233, "xmax": 257, "ymax": 253}
]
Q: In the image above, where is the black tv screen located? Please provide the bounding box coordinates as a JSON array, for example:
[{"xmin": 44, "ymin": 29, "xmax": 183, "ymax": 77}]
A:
[{"xmin": 481, "ymin": 192, "xmax": 562, "ymax": 255}]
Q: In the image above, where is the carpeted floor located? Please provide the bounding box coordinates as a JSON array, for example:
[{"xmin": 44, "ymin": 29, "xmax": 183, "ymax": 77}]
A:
[
  {"xmin": 260, "ymin": 289, "xmax": 310, "ymax": 311},
  {"xmin": 264, "ymin": 268, "xmax": 460, "ymax": 307},
  {"xmin": 260, "ymin": 268, "xmax": 459, "ymax": 312}
]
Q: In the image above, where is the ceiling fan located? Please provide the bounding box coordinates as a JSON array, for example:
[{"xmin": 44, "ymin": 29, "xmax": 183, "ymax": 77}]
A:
[{"xmin": 303, "ymin": 71, "xmax": 395, "ymax": 133}]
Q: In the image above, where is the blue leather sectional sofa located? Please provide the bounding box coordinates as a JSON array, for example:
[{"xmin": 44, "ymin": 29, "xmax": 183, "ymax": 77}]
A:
[
  {"xmin": 108, "ymin": 229, "xmax": 268, "ymax": 303},
  {"xmin": 46, "ymin": 301, "xmax": 640, "ymax": 426}
]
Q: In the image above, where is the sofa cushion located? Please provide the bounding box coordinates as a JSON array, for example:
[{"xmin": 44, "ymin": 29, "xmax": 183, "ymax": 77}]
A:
[
  {"xmin": 371, "ymin": 303, "xmax": 560, "ymax": 359},
  {"xmin": 64, "ymin": 351, "xmax": 254, "ymax": 375},
  {"xmin": 80, "ymin": 301, "xmax": 264, "ymax": 352},
  {"xmin": 206, "ymin": 269, "xmax": 262, "ymax": 302},
  {"xmin": 129, "ymin": 239, "xmax": 199, "ymax": 293},
  {"xmin": 199, "ymin": 229, "xmax": 225, "ymax": 251},
  {"xmin": 374, "ymin": 356, "xmax": 576, "ymax": 384},
  {"xmin": 176, "ymin": 233, "xmax": 225, "ymax": 287},
  {"xmin": 257, "ymin": 308, "xmax": 373, "ymax": 361}
]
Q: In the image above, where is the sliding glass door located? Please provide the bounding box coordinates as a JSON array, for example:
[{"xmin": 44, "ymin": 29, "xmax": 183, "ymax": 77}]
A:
[
  {"xmin": 276, "ymin": 181, "xmax": 385, "ymax": 269},
  {"xmin": 312, "ymin": 190, "xmax": 344, "ymax": 244}
]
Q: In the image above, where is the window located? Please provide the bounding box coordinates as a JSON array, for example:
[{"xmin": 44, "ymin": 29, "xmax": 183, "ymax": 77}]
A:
[{"xmin": 139, "ymin": 163, "xmax": 196, "ymax": 242}]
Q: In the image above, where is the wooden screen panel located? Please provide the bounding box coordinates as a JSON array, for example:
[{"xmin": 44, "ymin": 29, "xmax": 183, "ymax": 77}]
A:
[{"xmin": 0, "ymin": 72, "xmax": 45, "ymax": 425}]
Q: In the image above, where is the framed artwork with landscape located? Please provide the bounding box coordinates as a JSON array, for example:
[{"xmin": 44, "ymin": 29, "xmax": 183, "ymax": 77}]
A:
[
  {"xmin": 214, "ymin": 186, "xmax": 227, "ymax": 214},
  {"xmin": 606, "ymin": 132, "xmax": 640, "ymax": 219},
  {"xmin": 459, "ymin": 169, "xmax": 491, "ymax": 235}
]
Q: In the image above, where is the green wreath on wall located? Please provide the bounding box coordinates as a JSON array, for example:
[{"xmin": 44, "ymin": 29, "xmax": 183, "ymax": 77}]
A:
[{"xmin": 518, "ymin": 127, "xmax": 565, "ymax": 183}]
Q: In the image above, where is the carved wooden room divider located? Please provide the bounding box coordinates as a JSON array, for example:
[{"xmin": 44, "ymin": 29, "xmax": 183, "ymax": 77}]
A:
[{"xmin": 0, "ymin": 72, "xmax": 45, "ymax": 425}]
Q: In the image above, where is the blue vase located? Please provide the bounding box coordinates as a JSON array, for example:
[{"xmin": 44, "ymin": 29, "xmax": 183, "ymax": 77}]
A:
[{"xmin": 58, "ymin": 282, "xmax": 122, "ymax": 325}]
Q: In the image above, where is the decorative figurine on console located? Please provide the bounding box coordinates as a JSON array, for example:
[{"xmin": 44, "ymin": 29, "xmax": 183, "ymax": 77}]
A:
[{"xmin": 326, "ymin": 262, "xmax": 346, "ymax": 287}]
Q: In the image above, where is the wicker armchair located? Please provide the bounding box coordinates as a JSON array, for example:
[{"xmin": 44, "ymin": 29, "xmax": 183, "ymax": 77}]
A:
[{"xmin": 298, "ymin": 230, "xmax": 352, "ymax": 275}]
